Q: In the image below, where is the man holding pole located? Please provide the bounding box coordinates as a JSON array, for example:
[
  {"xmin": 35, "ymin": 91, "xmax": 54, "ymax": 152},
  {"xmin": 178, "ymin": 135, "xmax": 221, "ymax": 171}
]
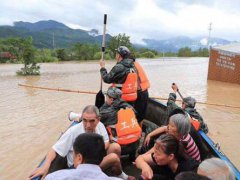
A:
[
  {"xmin": 169, "ymin": 83, "xmax": 208, "ymax": 133},
  {"xmin": 99, "ymin": 46, "xmax": 137, "ymax": 103}
]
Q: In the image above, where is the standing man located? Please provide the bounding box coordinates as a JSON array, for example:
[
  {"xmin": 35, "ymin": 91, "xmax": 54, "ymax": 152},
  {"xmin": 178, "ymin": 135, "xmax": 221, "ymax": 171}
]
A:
[
  {"xmin": 29, "ymin": 105, "xmax": 133, "ymax": 180},
  {"xmin": 130, "ymin": 53, "xmax": 150, "ymax": 123},
  {"xmin": 100, "ymin": 46, "xmax": 137, "ymax": 103}
]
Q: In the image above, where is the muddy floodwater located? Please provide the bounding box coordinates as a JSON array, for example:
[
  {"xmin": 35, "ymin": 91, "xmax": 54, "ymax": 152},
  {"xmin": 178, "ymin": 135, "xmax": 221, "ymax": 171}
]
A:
[{"xmin": 0, "ymin": 58, "xmax": 240, "ymax": 179}]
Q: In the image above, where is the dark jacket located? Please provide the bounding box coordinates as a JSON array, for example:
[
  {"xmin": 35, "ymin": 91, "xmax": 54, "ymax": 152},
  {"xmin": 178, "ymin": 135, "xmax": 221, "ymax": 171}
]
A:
[
  {"xmin": 167, "ymin": 93, "xmax": 209, "ymax": 133},
  {"xmin": 100, "ymin": 58, "xmax": 134, "ymax": 84},
  {"xmin": 100, "ymin": 99, "xmax": 134, "ymax": 126}
]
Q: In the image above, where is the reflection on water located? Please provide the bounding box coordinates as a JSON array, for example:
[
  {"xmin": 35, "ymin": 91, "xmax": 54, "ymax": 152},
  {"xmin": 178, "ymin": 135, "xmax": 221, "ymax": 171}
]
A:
[{"xmin": 0, "ymin": 58, "xmax": 239, "ymax": 179}]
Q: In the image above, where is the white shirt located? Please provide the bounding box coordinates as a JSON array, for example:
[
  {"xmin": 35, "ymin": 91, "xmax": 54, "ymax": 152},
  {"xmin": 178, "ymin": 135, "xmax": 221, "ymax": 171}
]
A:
[
  {"xmin": 45, "ymin": 164, "xmax": 121, "ymax": 180},
  {"xmin": 52, "ymin": 121, "xmax": 109, "ymax": 167}
]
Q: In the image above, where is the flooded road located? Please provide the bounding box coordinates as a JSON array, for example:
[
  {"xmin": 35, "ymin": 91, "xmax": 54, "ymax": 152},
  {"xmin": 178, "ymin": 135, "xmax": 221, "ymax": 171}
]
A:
[{"xmin": 0, "ymin": 58, "xmax": 239, "ymax": 179}]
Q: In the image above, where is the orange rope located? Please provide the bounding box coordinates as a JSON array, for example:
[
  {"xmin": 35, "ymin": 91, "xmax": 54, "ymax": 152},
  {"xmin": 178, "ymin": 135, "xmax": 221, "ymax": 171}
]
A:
[
  {"xmin": 18, "ymin": 83, "xmax": 97, "ymax": 95},
  {"xmin": 18, "ymin": 84, "xmax": 240, "ymax": 109}
]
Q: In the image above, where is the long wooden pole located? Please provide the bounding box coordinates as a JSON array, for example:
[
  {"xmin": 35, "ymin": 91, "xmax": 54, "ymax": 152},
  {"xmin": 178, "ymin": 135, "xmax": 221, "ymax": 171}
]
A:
[{"xmin": 18, "ymin": 83, "xmax": 240, "ymax": 109}]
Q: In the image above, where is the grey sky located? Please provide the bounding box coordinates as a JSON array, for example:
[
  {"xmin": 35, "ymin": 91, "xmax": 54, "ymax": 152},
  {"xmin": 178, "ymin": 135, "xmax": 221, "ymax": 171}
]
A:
[{"xmin": 0, "ymin": 0, "xmax": 239, "ymax": 44}]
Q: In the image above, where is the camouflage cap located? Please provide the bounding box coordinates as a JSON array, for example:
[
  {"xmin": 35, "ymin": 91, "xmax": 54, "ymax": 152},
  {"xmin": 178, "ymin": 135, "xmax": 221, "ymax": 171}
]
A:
[
  {"xmin": 105, "ymin": 86, "xmax": 122, "ymax": 99},
  {"xmin": 183, "ymin": 96, "xmax": 196, "ymax": 108}
]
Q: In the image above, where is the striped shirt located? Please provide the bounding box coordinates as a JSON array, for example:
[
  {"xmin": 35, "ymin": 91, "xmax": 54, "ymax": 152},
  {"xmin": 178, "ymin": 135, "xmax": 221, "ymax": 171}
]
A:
[{"xmin": 181, "ymin": 134, "xmax": 201, "ymax": 162}]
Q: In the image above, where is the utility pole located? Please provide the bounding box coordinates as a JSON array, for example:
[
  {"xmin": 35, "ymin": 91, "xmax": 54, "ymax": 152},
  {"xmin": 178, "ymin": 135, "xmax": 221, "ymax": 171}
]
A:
[
  {"xmin": 207, "ymin": 23, "xmax": 212, "ymax": 47},
  {"xmin": 52, "ymin": 32, "xmax": 55, "ymax": 49}
]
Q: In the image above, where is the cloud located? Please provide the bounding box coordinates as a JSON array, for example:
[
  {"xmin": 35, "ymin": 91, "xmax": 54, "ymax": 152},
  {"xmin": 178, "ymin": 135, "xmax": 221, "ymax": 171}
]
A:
[{"xmin": 0, "ymin": 0, "xmax": 239, "ymax": 43}]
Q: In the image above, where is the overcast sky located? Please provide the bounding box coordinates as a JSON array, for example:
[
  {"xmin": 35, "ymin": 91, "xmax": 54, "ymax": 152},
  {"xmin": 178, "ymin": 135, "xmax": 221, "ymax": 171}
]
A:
[{"xmin": 0, "ymin": 0, "xmax": 239, "ymax": 44}]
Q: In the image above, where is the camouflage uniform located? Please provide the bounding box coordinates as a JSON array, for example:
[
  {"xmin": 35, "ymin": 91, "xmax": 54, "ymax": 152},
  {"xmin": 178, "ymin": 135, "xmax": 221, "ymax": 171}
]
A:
[
  {"xmin": 100, "ymin": 99, "xmax": 133, "ymax": 126},
  {"xmin": 100, "ymin": 58, "xmax": 134, "ymax": 84},
  {"xmin": 167, "ymin": 93, "xmax": 209, "ymax": 133}
]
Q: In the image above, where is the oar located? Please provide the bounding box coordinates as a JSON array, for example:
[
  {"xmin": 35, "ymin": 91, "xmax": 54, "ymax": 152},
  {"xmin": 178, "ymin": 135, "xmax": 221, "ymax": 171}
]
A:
[
  {"xmin": 95, "ymin": 14, "xmax": 107, "ymax": 109},
  {"xmin": 18, "ymin": 84, "xmax": 240, "ymax": 109},
  {"xmin": 172, "ymin": 83, "xmax": 184, "ymax": 100}
]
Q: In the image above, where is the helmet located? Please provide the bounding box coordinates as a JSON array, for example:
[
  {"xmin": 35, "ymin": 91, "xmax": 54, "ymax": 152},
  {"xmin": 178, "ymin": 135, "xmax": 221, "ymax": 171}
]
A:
[
  {"xmin": 105, "ymin": 86, "xmax": 122, "ymax": 99},
  {"xmin": 116, "ymin": 46, "xmax": 130, "ymax": 58},
  {"xmin": 183, "ymin": 96, "xmax": 196, "ymax": 108}
]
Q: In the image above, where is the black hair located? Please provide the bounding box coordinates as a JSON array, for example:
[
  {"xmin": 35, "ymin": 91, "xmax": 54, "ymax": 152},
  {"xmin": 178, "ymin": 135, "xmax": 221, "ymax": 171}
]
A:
[
  {"xmin": 73, "ymin": 133, "xmax": 106, "ymax": 165},
  {"xmin": 175, "ymin": 171, "xmax": 211, "ymax": 180},
  {"xmin": 155, "ymin": 134, "xmax": 187, "ymax": 162}
]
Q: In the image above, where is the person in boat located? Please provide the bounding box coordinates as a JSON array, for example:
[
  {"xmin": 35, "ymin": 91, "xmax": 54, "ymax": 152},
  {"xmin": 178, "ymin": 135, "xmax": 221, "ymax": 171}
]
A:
[
  {"xmin": 143, "ymin": 113, "xmax": 201, "ymax": 162},
  {"xmin": 45, "ymin": 133, "xmax": 121, "ymax": 180},
  {"xmin": 197, "ymin": 158, "xmax": 235, "ymax": 180},
  {"xmin": 168, "ymin": 83, "xmax": 208, "ymax": 133},
  {"xmin": 100, "ymin": 86, "xmax": 134, "ymax": 126},
  {"xmin": 100, "ymin": 86, "xmax": 141, "ymax": 153},
  {"xmin": 135, "ymin": 134, "xmax": 199, "ymax": 180},
  {"xmin": 29, "ymin": 105, "xmax": 134, "ymax": 180},
  {"xmin": 175, "ymin": 171, "xmax": 210, "ymax": 180},
  {"xmin": 100, "ymin": 46, "xmax": 138, "ymax": 104},
  {"xmin": 129, "ymin": 53, "xmax": 150, "ymax": 123}
]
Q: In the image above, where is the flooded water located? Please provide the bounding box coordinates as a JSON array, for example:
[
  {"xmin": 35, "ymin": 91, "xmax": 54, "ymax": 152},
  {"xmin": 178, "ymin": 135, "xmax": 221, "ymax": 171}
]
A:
[{"xmin": 0, "ymin": 58, "xmax": 240, "ymax": 179}]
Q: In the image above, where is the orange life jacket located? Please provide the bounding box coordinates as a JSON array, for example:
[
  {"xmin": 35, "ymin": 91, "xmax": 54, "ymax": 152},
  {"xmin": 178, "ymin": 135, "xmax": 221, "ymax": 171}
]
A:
[
  {"xmin": 186, "ymin": 113, "xmax": 200, "ymax": 131},
  {"xmin": 134, "ymin": 61, "xmax": 150, "ymax": 91},
  {"xmin": 113, "ymin": 68, "xmax": 137, "ymax": 102},
  {"xmin": 107, "ymin": 108, "xmax": 142, "ymax": 145},
  {"xmin": 190, "ymin": 117, "xmax": 201, "ymax": 131}
]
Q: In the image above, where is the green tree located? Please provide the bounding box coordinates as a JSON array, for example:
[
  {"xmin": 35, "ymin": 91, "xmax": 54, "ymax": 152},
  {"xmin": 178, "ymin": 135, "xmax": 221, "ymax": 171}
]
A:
[
  {"xmin": 178, "ymin": 47, "xmax": 192, "ymax": 57},
  {"xmin": 16, "ymin": 37, "xmax": 40, "ymax": 75},
  {"xmin": 56, "ymin": 49, "xmax": 67, "ymax": 61},
  {"xmin": 139, "ymin": 51, "xmax": 155, "ymax": 58},
  {"xmin": 72, "ymin": 43, "xmax": 99, "ymax": 60},
  {"xmin": 107, "ymin": 33, "xmax": 132, "ymax": 58}
]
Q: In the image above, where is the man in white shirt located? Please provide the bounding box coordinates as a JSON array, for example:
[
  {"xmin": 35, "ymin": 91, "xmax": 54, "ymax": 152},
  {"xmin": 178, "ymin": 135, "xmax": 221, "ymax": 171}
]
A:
[
  {"xmin": 45, "ymin": 133, "xmax": 121, "ymax": 180},
  {"xmin": 29, "ymin": 105, "xmax": 133, "ymax": 180}
]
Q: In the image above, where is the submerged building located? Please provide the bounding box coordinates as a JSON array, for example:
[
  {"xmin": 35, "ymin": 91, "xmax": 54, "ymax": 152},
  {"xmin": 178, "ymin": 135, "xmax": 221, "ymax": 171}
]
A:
[{"xmin": 207, "ymin": 43, "xmax": 240, "ymax": 84}]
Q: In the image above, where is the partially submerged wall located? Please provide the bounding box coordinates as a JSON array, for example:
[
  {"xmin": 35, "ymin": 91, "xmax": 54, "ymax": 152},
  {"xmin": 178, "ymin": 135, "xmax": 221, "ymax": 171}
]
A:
[{"xmin": 207, "ymin": 45, "xmax": 240, "ymax": 84}]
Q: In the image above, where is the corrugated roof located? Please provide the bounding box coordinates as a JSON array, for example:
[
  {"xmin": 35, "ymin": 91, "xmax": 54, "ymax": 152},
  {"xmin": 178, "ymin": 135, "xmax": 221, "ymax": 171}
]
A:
[{"xmin": 212, "ymin": 43, "xmax": 240, "ymax": 55}]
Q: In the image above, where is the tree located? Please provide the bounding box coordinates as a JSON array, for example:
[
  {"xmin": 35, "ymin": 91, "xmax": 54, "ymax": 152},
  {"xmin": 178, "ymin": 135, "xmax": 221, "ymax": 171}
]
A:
[
  {"xmin": 56, "ymin": 49, "xmax": 67, "ymax": 61},
  {"xmin": 107, "ymin": 33, "xmax": 132, "ymax": 58},
  {"xmin": 178, "ymin": 47, "xmax": 192, "ymax": 57},
  {"xmin": 16, "ymin": 37, "xmax": 40, "ymax": 75}
]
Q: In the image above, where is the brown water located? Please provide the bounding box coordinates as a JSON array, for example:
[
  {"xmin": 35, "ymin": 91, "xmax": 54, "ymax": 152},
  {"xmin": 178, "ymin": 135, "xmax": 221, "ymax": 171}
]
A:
[{"xmin": 0, "ymin": 58, "xmax": 239, "ymax": 179}]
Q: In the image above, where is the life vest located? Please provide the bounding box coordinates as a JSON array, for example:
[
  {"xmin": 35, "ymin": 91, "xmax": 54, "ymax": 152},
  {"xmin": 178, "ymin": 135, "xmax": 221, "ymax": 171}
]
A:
[
  {"xmin": 191, "ymin": 118, "xmax": 200, "ymax": 131},
  {"xmin": 113, "ymin": 68, "xmax": 137, "ymax": 102},
  {"xmin": 107, "ymin": 108, "xmax": 142, "ymax": 145},
  {"xmin": 134, "ymin": 61, "xmax": 150, "ymax": 91},
  {"xmin": 187, "ymin": 113, "xmax": 200, "ymax": 131}
]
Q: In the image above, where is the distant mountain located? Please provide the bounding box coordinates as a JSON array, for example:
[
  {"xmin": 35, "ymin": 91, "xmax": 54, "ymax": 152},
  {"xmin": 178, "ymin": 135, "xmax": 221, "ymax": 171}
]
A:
[
  {"xmin": 14, "ymin": 20, "xmax": 70, "ymax": 31},
  {"xmin": 0, "ymin": 20, "xmax": 111, "ymax": 49},
  {"xmin": 0, "ymin": 20, "xmax": 233, "ymax": 51},
  {"xmin": 141, "ymin": 36, "xmax": 232, "ymax": 52}
]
